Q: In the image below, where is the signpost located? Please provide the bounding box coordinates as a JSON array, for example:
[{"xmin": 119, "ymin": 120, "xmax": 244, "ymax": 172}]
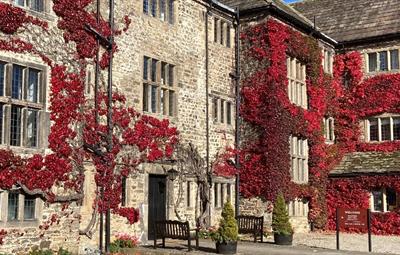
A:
[{"xmin": 336, "ymin": 208, "xmax": 372, "ymax": 252}]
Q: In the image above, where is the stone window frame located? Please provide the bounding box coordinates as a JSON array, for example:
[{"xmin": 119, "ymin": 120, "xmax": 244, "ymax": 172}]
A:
[
  {"xmin": 365, "ymin": 48, "xmax": 400, "ymax": 74},
  {"xmin": 11, "ymin": 0, "xmax": 54, "ymax": 20},
  {"xmin": 323, "ymin": 117, "xmax": 335, "ymax": 144},
  {"xmin": 365, "ymin": 114, "xmax": 400, "ymax": 142},
  {"xmin": 289, "ymin": 136, "xmax": 308, "ymax": 184},
  {"xmin": 370, "ymin": 188, "xmax": 399, "ymax": 213},
  {"xmin": 213, "ymin": 181, "xmax": 232, "ymax": 209},
  {"xmin": 321, "ymin": 48, "xmax": 334, "ymax": 74},
  {"xmin": 213, "ymin": 17, "xmax": 232, "ymax": 48},
  {"xmin": 143, "ymin": 0, "xmax": 175, "ymax": 24},
  {"xmin": 287, "ymin": 57, "xmax": 307, "ymax": 109},
  {"xmin": 142, "ymin": 56, "xmax": 177, "ymax": 117},
  {"xmin": 288, "ymin": 199, "xmax": 309, "ymax": 217},
  {"xmin": 0, "ymin": 189, "xmax": 43, "ymax": 227},
  {"xmin": 211, "ymin": 95, "xmax": 234, "ymax": 126},
  {"xmin": 0, "ymin": 56, "xmax": 48, "ymax": 150}
]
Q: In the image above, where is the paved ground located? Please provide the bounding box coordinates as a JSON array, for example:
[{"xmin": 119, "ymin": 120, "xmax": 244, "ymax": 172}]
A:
[
  {"xmin": 294, "ymin": 232, "xmax": 400, "ymax": 254},
  {"xmin": 134, "ymin": 238, "xmax": 392, "ymax": 255}
]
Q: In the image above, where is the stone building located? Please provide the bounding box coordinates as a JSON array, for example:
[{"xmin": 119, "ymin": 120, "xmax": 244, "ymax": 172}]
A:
[{"xmin": 1, "ymin": 0, "xmax": 400, "ymax": 253}]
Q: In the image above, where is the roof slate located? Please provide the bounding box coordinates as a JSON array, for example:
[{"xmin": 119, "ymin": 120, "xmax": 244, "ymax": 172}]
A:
[
  {"xmin": 330, "ymin": 151, "xmax": 400, "ymax": 176},
  {"xmin": 219, "ymin": 0, "xmax": 315, "ymax": 28},
  {"xmin": 291, "ymin": 0, "xmax": 400, "ymax": 42}
]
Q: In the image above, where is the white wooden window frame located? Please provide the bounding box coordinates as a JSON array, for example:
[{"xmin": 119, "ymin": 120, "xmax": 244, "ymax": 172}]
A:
[
  {"xmin": 366, "ymin": 115, "xmax": 400, "ymax": 142},
  {"xmin": 287, "ymin": 57, "xmax": 307, "ymax": 109},
  {"xmin": 370, "ymin": 188, "xmax": 398, "ymax": 213},
  {"xmin": 323, "ymin": 117, "xmax": 335, "ymax": 144},
  {"xmin": 322, "ymin": 49, "xmax": 333, "ymax": 74},
  {"xmin": 366, "ymin": 49, "xmax": 400, "ymax": 73}
]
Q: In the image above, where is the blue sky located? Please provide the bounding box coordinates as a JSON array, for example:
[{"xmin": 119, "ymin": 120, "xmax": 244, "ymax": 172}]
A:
[{"xmin": 284, "ymin": 0, "xmax": 301, "ymax": 3}]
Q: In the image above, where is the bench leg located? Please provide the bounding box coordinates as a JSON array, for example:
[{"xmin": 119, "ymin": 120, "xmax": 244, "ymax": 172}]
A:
[
  {"xmin": 196, "ymin": 229, "xmax": 199, "ymax": 250},
  {"xmin": 154, "ymin": 237, "xmax": 157, "ymax": 249},
  {"xmin": 254, "ymin": 230, "xmax": 257, "ymax": 243},
  {"xmin": 261, "ymin": 230, "xmax": 264, "ymax": 243},
  {"xmin": 188, "ymin": 238, "xmax": 192, "ymax": 252},
  {"xmin": 162, "ymin": 237, "xmax": 165, "ymax": 248}
]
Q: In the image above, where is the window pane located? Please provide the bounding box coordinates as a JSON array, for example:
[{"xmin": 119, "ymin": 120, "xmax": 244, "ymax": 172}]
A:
[
  {"xmin": 381, "ymin": 118, "xmax": 390, "ymax": 141},
  {"xmin": 14, "ymin": 0, "xmax": 25, "ymax": 7},
  {"xmin": 186, "ymin": 181, "xmax": 191, "ymax": 207},
  {"xmin": 379, "ymin": 51, "xmax": 388, "ymax": 71},
  {"xmin": 168, "ymin": 65, "xmax": 174, "ymax": 86},
  {"xmin": 227, "ymin": 184, "xmax": 231, "ymax": 202},
  {"xmin": 151, "ymin": 59, "xmax": 157, "ymax": 82},
  {"xmin": 386, "ymin": 188, "xmax": 397, "ymax": 211},
  {"xmin": 168, "ymin": 90, "xmax": 174, "ymax": 116},
  {"xmin": 28, "ymin": 69, "xmax": 39, "ymax": 103},
  {"xmin": 220, "ymin": 100, "xmax": 224, "ymax": 123},
  {"xmin": 214, "ymin": 183, "xmax": 218, "ymax": 207},
  {"xmin": 0, "ymin": 104, "xmax": 3, "ymax": 144},
  {"xmin": 27, "ymin": 109, "xmax": 38, "ymax": 147},
  {"xmin": 390, "ymin": 50, "xmax": 399, "ymax": 70},
  {"xmin": 220, "ymin": 22, "xmax": 224, "ymax": 45},
  {"xmin": 394, "ymin": 118, "xmax": 400, "ymax": 140},
  {"xmin": 143, "ymin": 57, "xmax": 149, "ymax": 80},
  {"xmin": 214, "ymin": 18, "xmax": 219, "ymax": 43},
  {"xmin": 143, "ymin": 84, "xmax": 149, "ymax": 112},
  {"xmin": 8, "ymin": 192, "xmax": 19, "ymax": 221},
  {"xmin": 368, "ymin": 53, "xmax": 377, "ymax": 72},
  {"xmin": 226, "ymin": 24, "xmax": 231, "ymax": 47},
  {"xmin": 12, "ymin": 65, "xmax": 23, "ymax": 100},
  {"xmin": 0, "ymin": 63, "xmax": 4, "ymax": 97},
  {"xmin": 161, "ymin": 62, "xmax": 167, "ymax": 85},
  {"xmin": 369, "ymin": 119, "xmax": 378, "ymax": 141},
  {"xmin": 212, "ymin": 97, "xmax": 218, "ymax": 122},
  {"xmin": 168, "ymin": 0, "xmax": 174, "ymax": 24},
  {"xmin": 30, "ymin": 0, "xmax": 44, "ymax": 12},
  {"xmin": 24, "ymin": 195, "xmax": 36, "ymax": 220},
  {"xmin": 220, "ymin": 184, "xmax": 224, "ymax": 206},
  {"xmin": 143, "ymin": 0, "xmax": 149, "ymax": 13},
  {"xmin": 372, "ymin": 190, "xmax": 384, "ymax": 212},
  {"xmin": 159, "ymin": 0, "xmax": 166, "ymax": 21},
  {"xmin": 151, "ymin": 85, "xmax": 157, "ymax": 113},
  {"xmin": 160, "ymin": 89, "xmax": 167, "ymax": 115},
  {"xmin": 227, "ymin": 102, "xmax": 232, "ymax": 125},
  {"xmin": 151, "ymin": 0, "xmax": 157, "ymax": 17},
  {"xmin": 121, "ymin": 177, "xmax": 127, "ymax": 207},
  {"xmin": 10, "ymin": 105, "xmax": 22, "ymax": 146}
]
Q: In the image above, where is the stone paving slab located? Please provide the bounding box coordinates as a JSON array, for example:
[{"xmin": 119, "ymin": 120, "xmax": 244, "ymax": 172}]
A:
[{"xmin": 134, "ymin": 239, "xmax": 389, "ymax": 255}]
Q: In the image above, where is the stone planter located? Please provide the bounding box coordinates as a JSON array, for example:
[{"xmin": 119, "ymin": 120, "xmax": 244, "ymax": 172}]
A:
[
  {"xmin": 119, "ymin": 247, "xmax": 138, "ymax": 255},
  {"xmin": 274, "ymin": 233, "xmax": 293, "ymax": 245},
  {"xmin": 216, "ymin": 241, "xmax": 237, "ymax": 254}
]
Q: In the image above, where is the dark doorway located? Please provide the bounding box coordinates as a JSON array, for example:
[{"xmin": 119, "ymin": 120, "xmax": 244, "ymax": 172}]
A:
[{"xmin": 148, "ymin": 175, "xmax": 167, "ymax": 240}]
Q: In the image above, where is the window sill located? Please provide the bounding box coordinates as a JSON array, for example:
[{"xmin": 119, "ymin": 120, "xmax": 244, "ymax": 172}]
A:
[
  {"xmin": 142, "ymin": 14, "xmax": 175, "ymax": 28},
  {"xmin": 1, "ymin": 219, "xmax": 39, "ymax": 228},
  {"xmin": 142, "ymin": 111, "xmax": 178, "ymax": 123}
]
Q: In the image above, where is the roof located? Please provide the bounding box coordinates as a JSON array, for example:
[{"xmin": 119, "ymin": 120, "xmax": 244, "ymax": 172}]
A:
[
  {"xmin": 219, "ymin": 0, "xmax": 315, "ymax": 28},
  {"xmin": 330, "ymin": 151, "xmax": 400, "ymax": 176},
  {"xmin": 291, "ymin": 0, "xmax": 400, "ymax": 42}
]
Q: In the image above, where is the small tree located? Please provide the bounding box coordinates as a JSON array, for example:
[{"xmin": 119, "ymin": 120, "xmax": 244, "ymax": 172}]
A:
[
  {"xmin": 272, "ymin": 193, "xmax": 293, "ymax": 236},
  {"xmin": 212, "ymin": 202, "xmax": 238, "ymax": 243}
]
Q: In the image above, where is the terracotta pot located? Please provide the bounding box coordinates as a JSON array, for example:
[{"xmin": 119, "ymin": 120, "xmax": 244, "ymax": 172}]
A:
[
  {"xmin": 216, "ymin": 241, "xmax": 237, "ymax": 254},
  {"xmin": 274, "ymin": 233, "xmax": 293, "ymax": 245},
  {"xmin": 119, "ymin": 247, "xmax": 138, "ymax": 255}
]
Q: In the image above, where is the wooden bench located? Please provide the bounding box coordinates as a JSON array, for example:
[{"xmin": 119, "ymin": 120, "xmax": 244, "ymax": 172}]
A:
[
  {"xmin": 153, "ymin": 220, "xmax": 199, "ymax": 251},
  {"xmin": 237, "ymin": 215, "xmax": 264, "ymax": 243}
]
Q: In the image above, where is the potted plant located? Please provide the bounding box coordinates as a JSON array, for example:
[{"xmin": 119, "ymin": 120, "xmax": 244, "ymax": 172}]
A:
[
  {"xmin": 272, "ymin": 192, "xmax": 293, "ymax": 245},
  {"xmin": 210, "ymin": 202, "xmax": 239, "ymax": 254}
]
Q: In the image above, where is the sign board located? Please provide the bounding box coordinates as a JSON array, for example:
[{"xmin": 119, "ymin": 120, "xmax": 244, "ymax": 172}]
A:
[{"xmin": 338, "ymin": 208, "xmax": 367, "ymax": 229}]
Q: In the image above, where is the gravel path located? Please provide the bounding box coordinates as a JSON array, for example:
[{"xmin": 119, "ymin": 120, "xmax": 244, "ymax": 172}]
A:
[{"xmin": 294, "ymin": 232, "xmax": 400, "ymax": 254}]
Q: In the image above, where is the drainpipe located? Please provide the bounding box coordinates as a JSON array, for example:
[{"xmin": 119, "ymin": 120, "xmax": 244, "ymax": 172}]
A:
[
  {"xmin": 205, "ymin": 4, "xmax": 211, "ymax": 226},
  {"xmin": 233, "ymin": 8, "xmax": 241, "ymax": 218}
]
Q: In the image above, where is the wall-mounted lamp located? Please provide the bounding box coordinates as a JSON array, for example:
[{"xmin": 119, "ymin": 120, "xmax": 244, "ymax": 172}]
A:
[{"xmin": 167, "ymin": 168, "xmax": 179, "ymax": 181}]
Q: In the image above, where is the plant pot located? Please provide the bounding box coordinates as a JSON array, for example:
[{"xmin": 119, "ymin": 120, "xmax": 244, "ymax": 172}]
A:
[
  {"xmin": 119, "ymin": 247, "xmax": 138, "ymax": 255},
  {"xmin": 274, "ymin": 233, "xmax": 293, "ymax": 245},
  {"xmin": 216, "ymin": 241, "xmax": 237, "ymax": 254}
]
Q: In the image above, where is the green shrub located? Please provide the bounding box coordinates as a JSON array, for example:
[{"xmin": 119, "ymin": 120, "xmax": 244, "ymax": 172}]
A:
[
  {"xmin": 211, "ymin": 201, "xmax": 238, "ymax": 243},
  {"xmin": 29, "ymin": 247, "xmax": 53, "ymax": 255},
  {"xmin": 57, "ymin": 248, "xmax": 72, "ymax": 255},
  {"xmin": 272, "ymin": 192, "xmax": 293, "ymax": 236}
]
